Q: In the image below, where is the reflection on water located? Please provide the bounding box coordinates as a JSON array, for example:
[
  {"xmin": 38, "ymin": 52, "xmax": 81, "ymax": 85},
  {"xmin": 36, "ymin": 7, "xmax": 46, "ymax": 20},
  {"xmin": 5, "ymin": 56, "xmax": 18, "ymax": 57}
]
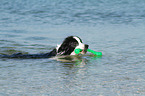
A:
[{"xmin": 54, "ymin": 54, "xmax": 102, "ymax": 68}]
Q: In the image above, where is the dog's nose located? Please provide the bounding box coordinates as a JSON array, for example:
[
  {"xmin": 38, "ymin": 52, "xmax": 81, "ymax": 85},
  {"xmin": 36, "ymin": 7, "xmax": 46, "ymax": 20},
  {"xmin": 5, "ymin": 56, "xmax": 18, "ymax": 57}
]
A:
[{"xmin": 85, "ymin": 44, "xmax": 89, "ymax": 49}]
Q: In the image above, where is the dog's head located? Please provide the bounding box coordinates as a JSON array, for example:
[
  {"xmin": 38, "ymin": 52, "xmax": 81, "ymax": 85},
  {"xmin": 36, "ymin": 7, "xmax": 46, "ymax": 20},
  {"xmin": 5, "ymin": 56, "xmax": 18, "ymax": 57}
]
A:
[{"xmin": 56, "ymin": 36, "xmax": 89, "ymax": 56}]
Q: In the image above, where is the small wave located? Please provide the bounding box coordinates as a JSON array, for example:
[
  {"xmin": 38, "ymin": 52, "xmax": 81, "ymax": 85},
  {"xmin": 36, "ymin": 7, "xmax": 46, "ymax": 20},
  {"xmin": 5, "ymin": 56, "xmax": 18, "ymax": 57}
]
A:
[{"xmin": 1, "ymin": 0, "xmax": 145, "ymax": 25}]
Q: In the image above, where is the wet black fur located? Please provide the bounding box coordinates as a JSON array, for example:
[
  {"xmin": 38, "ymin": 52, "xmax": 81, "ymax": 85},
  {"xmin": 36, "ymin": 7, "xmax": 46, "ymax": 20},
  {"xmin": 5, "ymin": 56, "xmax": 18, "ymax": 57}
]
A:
[
  {"xmin": 0, "ymin": 36, "xmax": 81, "ymax": 59},
  {"xmin": 0, "ymin": 49, "xmax": 57, "ymax": 59},
  {"xmin": 57, "ymin": 36, "xmax": 79, "ymax": 55}
]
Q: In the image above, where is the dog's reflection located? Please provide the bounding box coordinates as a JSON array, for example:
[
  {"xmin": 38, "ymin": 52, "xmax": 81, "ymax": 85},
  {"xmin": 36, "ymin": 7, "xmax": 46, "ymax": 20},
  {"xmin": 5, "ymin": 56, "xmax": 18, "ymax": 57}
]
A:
[{"xmin": 53, "ymin": 54, "xmax": 101, "ymax": 68}]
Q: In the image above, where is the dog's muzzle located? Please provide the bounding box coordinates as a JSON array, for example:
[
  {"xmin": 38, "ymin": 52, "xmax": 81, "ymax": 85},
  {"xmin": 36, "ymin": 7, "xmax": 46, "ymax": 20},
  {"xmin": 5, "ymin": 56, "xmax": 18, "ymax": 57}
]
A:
[{"xmin": 84, "ymin": 44, "xmax": 89, "ymax": 53}]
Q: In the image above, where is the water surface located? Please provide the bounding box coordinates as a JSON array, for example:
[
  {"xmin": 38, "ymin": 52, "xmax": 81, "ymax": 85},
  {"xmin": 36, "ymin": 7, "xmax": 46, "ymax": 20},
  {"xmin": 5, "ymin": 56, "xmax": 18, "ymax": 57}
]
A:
[{"xmin": 0, "ymin": 0, "xmax": 145, "ymax": 96}]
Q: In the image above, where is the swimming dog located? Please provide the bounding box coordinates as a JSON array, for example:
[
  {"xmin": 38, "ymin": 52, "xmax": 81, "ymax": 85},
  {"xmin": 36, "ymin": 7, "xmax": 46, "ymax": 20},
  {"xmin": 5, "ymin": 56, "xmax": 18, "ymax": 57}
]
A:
[{"xmin": 0, "ymin": 36, "xmax": 89, "ymax": 59}]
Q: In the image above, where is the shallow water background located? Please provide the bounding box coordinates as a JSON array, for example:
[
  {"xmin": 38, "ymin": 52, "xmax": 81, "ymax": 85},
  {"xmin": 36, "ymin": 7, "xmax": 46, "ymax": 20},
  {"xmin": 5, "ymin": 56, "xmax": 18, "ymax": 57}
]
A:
[{"xmin": 0, "ymin": 0, "xmax": 145, "ymax": 96}]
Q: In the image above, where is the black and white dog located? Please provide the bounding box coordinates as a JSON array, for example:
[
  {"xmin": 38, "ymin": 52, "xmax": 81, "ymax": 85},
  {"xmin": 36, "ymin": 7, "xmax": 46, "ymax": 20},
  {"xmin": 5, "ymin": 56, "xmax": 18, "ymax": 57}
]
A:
[{"xmin": 0, "ymin": 36, "xmax": 89, "ymax": 59}]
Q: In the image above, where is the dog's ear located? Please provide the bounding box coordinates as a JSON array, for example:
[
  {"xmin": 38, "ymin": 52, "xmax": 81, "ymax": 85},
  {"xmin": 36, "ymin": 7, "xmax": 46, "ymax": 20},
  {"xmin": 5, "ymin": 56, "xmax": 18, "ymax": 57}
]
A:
[
  {"xmin": 57, "ymin": 42, "xmax": 75, "ymax": 55},
  {"xmin": 57, "ymin": 36, "xmax": 79, "ymax": 55}
]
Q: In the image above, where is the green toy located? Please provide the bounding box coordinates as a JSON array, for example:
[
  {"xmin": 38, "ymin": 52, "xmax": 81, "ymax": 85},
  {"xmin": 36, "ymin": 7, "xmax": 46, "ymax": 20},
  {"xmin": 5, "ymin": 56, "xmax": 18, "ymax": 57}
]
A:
[
  {"xmin": 75, "ymin": 48, "xmax": 102, "ymax": 56},
  {"xmin": 74, "ymin": 49, "xmax": 82, "ymax": 54}
]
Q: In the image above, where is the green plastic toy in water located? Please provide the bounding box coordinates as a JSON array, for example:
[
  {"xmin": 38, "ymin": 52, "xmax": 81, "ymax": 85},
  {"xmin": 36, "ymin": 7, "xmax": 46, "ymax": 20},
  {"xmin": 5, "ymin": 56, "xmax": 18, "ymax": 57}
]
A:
[{"xmin": 75, "ymin": 48, "xmax": 102, "ymax": 56}]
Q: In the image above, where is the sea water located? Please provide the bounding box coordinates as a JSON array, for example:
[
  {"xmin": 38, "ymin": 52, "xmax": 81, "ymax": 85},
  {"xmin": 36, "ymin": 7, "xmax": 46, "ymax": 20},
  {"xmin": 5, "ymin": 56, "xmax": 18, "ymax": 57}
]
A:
[{"xmin": 0, "ymin": 0, "xmax": 145, "ymax": 96}]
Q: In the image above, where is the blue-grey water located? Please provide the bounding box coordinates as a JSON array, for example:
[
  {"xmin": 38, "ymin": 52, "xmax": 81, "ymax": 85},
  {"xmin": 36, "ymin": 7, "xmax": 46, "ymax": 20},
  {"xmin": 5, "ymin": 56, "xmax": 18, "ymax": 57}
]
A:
[{"xmin": 0, "ymin": 0, "xmax": 145, "ymax": 96}]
